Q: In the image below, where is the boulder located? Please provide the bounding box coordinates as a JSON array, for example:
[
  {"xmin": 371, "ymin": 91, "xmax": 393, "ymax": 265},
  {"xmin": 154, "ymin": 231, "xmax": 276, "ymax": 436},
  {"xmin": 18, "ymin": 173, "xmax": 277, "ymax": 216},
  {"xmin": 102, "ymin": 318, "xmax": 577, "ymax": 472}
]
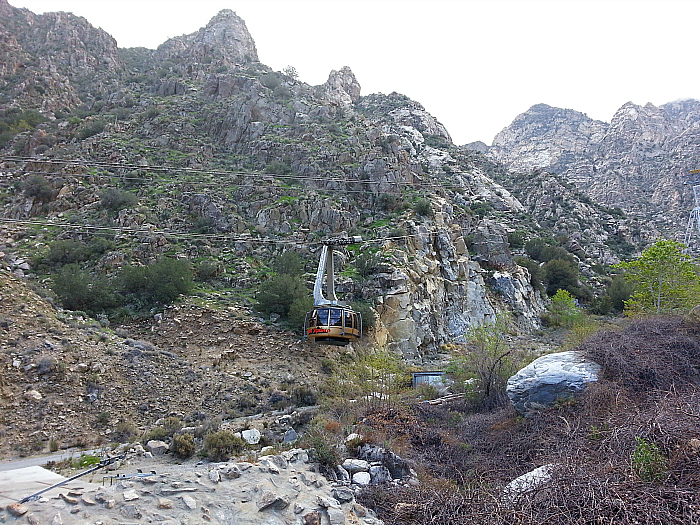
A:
[
  {"xmin": 507, "ymin": 351, "xmax": 601, "ymax": 415},
  {"xmin": 146, "ymin": 439, "xmax": 169, "ymax": 455},
  {"xmin": 502, "ymin": 464, "xmax": 555, "ymax": 503},
  {"xmin": 241, "ymin": 428, "xmax": 261, "ymax": 444}
]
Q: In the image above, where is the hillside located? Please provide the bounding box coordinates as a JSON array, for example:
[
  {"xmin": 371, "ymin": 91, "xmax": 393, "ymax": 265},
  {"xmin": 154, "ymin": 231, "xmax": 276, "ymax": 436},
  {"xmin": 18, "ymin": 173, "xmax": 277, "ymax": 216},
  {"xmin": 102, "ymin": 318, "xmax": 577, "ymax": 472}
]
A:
[{"xmin": 486, "ymin": 101, "xmax": 700, "ymax": 245}]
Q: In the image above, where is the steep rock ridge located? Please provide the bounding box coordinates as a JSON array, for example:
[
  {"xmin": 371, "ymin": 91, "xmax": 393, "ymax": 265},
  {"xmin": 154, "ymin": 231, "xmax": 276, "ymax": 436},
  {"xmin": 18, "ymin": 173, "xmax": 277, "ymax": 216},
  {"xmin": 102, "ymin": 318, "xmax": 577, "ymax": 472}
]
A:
[
  {"xmin": 488, "ymin": 100, "xmax": 700, "ymax": 239},
  {"xmin": 323, "ymin": 66, "xmax": 362, "ymax": 106},
  {"xmin": 155, "ymin": 9, "xmax": 258, "ymax": 69}
]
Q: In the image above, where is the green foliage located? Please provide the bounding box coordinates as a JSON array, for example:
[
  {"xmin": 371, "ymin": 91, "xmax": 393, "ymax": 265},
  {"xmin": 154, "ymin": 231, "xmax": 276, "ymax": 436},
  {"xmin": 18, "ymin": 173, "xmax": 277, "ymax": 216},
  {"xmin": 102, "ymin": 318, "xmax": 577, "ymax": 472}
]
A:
[
  {"xmin": 543, "ymin": 258, "xmax": 582, "ymax": 298},
  {"xmin": 542, "ymin": 289, "xmax": 583, "ymax": 327},
  {"xmin": 264, "ymin": 160, "xmax": 292, "ymax": 175},
  {"xmin": 355, "ymin": 251, "xmax": 383, "ymax": 279},
  {"xmin": 0, "ymin": 108, "xmax": 46, "ymax": 146},
  {"xmin": 282, "ymin": 65, "xmax": 299, "ymax": 79},
  {"xmin": 203, "ymin": 430, "xmax": 246, "ymax": 462},
  {"xmin": 171, "ymin": 433, "xmax": 196, "ymax": 458},
  {"xmin": 288, "ymin": 295, "xmax": 314, "ymax": 332},
  {"xmin": 469, "ymin": 200, "xmax": 493, "ymax": 218},
  {"xmin": 52, "ymin": 264, "xmax": 118, "ymax": 314},
  {"xmin": 43, "ymin": 237, "xmax": 114, "ymax": 267},
  {"xmin": 119, "ymin": 258, "xmax": 193, "ymax": 310},
  {"xmin": 351, "ymin": 301, "xmax": 376, "ymax": 333},
  {"xmin": 256, "ymin": 273, "xmax": 308, "ymax": 319},
  {"xmin": 414, "ymin": 198, "xmax": 433, "ymax": 217},
  {"xmin": 195, "ymin": 259, "xmax": 222, "ymax": 282},
  {"xmin": 99, "ymin": 188, "xmax": 138, "ymax": 212},
  {"xmin": 448, "ymin": 316, "xmax": 516, "ymax": 409},
  {"xmin": 305, "ymin": 432, "xmax": 340, "ymax": 473},
  {"xmin": 507, "ymin": 230, "xmax": 526, "ymax": 250},
  {"xmin": 260, "ymin": 72, "xmax": 281, "ymax": 90},
  {"xmin": 79, "ymin": 120, "xmax": 106, "ymax": 139},
  {"xmin": 272, "ymin": 251, "xmax": 304, "ymax": 276},
  {"xmin": 614, "ymin": 239, "xmax": 700, "ymax": 314},
  {"xmin": 21, "ymin": 175, "xmax": 54, "ymax": 203},
  {"xmin": 631, "ymin": 437, "xmax": 667, "ymax": 482}
]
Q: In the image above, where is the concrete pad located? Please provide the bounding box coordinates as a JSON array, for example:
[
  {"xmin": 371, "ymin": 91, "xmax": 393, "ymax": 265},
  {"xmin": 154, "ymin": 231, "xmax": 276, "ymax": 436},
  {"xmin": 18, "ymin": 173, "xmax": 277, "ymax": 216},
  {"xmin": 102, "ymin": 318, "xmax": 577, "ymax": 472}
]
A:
[{"xmin": 0, "ymin": 466, "xmax": 100, "ymax": 506}]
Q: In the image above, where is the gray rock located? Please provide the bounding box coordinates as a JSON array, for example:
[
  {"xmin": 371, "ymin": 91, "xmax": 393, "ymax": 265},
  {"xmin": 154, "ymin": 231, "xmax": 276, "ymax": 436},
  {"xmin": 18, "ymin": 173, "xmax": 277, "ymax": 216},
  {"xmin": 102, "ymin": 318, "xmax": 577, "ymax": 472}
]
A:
[
  {"xmin": 241, "ymin": 428, "xmax": 261, "ymax": 444},
  {"xmin": 257, "ymin": 491, "xmax": 290, "ymax": 511},
  {"xmin": 119, "ymin": 504, "xmax": 142, "ymax": 519},
  {"xmin": 146, "ymin": 439, "xmax": 169, "ymax": 455},
  {"xmin": 369, "ymin": 465, "xmax": 392, "ymax": 484},
  {"xmin": 332, "ymin": 487, "xmax": 355, "ymax": 503},
  {"xmin": 327, "ymin": 507, "xmax": 346, "ymax": 525},
  {"xmin": 506, "ymin": 351, "xmax": 601, "ymax": 415},
  {"xmin": 352, "ymin": 471, "xmax": 371, "ymax": 485},
  {"xmin": 342, "ymin": 458, "xmax": 370, "ymax": 473},
  {"xmin": 502, "ymin": 464, "xmax": 555, "ymax": 503},
  {"xmin": 283, "ymin": 428, "xmax": 298, "ymax": 443}
]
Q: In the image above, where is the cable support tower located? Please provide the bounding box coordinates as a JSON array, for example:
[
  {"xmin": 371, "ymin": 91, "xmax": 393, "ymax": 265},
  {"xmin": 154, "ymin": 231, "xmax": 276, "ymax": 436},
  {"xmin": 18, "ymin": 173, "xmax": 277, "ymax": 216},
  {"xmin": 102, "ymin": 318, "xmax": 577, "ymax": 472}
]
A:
[{"xmin": 683, "ymin": 168, "xmax": 700, "ymax": 252}]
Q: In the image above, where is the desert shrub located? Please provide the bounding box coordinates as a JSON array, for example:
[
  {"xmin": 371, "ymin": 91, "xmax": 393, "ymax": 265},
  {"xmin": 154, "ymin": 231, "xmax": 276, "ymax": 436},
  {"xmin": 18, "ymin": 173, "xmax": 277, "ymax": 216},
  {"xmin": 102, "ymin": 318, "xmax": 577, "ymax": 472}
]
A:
[
  {"xmin": 351, "ymin": 301, "xmax": 376, "ymax": 333},
  {"xmin": 21, "ymin": 175, "xmax": 54, "ymax": 203},
  {"xmin": 260, "ymin": 72, "xmax": 281, "ymax": 89},
  {"xmin": 171, "ymin": 433, "xmax": 196, "ymax": 458},
  {"xmin": 203, "ymin": 430, "xmax": 246, "ymax": 462},
  {"xmin": 414, "ymin": 198, "xmax": 433, "ymax": 217},
  {"xmin": 141, "ymin": 426, "xmax": 168, "ymax": 444},
  {"xmin": 195, "ymin": 259, "xmax": 221, "ymax": 282},
  {"xmin": 514, "ymin": 256, "xmax": 544, "ymax": 292},
  {"xmin": 272, "ymin": 251, "xmax": 304, "ymax": 276},
  {"xmin": 52, "ymin": 264, "xmax": 118, "ymax": 315},
  {"xmin": 355, "ymin": 251, "xmax": 384, "ymax": 279},
  {"xmin": 119, "ymin": 257, "xmax": 193, "ymax": 310},
  {"xmin": 287, "ymin": 295, "xmax": 314, "ymax": 332},
  {"xmin": 543, "ymin": 258, "xmax": 582, "ymax": 298},
  {"xmin": 112, "ymin": 421, "xmax": 139, "ymax": 442},
  {"xmin": 264, "ymin": 160, "xmax": 292, "ymax": 175},
  {"xmin": 100, "ymin": 188, "xmax": 137, "ymax": 211},
  {"xmin": 79, "ymin": 120, "xmax": 106, "ymax": 139},
  {"xmin": 541, "ymin": 289, "xmax": 583, "ymax": 328},
  {"xmin": 291, "ymin": 386, "xmax": 318, "ymax": 406},
  {"xmin": 448, "ymin": 316, "xmax": 518, "ymax": 409},
  {"xmin": 255, "ymin": 273, "xmax": 308, "ymax": 319},
  {"xmin": 632, "ymin": 437, "xmax": 668, "ymax": 482},
  {"xmin": 304, "ymin": 431, "xmax": 340, "ymax": 474}
]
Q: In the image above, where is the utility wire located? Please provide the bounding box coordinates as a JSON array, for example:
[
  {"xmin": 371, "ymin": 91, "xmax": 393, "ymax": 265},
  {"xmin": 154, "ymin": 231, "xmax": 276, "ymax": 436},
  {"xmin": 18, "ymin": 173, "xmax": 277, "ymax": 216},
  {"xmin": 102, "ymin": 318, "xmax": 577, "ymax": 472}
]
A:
[{"xmin": 0, "ymin": 218, "xmax": 446, "ymax": 247}]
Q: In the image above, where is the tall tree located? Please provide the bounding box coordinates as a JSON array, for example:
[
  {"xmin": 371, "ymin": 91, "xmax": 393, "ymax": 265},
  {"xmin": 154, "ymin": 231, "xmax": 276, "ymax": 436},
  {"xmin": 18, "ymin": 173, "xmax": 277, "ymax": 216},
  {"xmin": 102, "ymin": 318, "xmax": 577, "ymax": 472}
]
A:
[{"xmin": 615, "ymin": 239, "xmax": 700, "ymax": 314}]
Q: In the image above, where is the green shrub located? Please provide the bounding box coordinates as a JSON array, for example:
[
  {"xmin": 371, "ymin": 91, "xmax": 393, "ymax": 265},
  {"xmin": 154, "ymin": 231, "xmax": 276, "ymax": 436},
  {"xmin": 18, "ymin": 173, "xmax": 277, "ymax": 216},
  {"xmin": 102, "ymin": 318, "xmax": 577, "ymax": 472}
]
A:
[
  {"xmin": 355, "ymin": 251, "xmax": 383, "ymax": 279},
  {"xmin": 272, "ymin": 252, "xmax": 304, "ymax": 276},
  {"xmin": 414, "ymin": 198, "xmax": 433, "ymax": 217},
  {"xmin": 52, "ymin": 264, "xmax": 118, "ymax": 315},
  {"xmin": 119, "ymin": 257, "xmax": 193, "ymax": 310},
  {"xmin": 196, "ymin": 260, "xmax": 221, "ymax": 282},
  {"xmin": 541, "ymin": 289, "xmax": 583, "ymax": 328},
  {"xmin": 304, "ymin": 432, "xmax": 340, "ymax": 474},
  {"xmin": 514, "ymin": 256, "xmax": 544, "ymax": 292},
  {"xmin": 141, "ymin": 426, "xmax": 169, "ymax": 444},
  {"xmin": 171, "ymin": 433, "xmax": 196, "ymax": 458},
  {"xmin": 113, "ymin": 420, "xmax": 139, "ymax": 442},
  {"xmin": 21, "ymin": 175, "xmax": 54, "ymax": 203},
  {"xmin": 631, "ymin": 437, "xmax": 667, "ymax": 482},
  {"xmin": 255, "ymin": 273, "xmax": 308, "ymax": 319},
  {"xmin": 260, "ymin": 72, "xmax": 281, "ymax": 90},
  {"xmin": 264, "ymin": 160, "xmax": 292, "ymax": 175},
  {"xmin": 100, "ymin": 188, "xmax": 138, "ymax": 211},
  {"xmin": 203, "ymin": 430, "xmax": 246, "ymax": 462},
  {"xmin": 351, "ymin": 301, "xmax": 376, "ymax": 333}
]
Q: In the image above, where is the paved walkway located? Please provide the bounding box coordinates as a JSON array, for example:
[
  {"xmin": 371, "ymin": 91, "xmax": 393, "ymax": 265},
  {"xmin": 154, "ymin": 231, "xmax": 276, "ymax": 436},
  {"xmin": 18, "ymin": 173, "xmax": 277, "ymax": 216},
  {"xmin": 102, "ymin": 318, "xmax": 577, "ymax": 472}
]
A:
[{"xmin": 0, "ymin": 466, "xmax": 100, "ymax": 506}]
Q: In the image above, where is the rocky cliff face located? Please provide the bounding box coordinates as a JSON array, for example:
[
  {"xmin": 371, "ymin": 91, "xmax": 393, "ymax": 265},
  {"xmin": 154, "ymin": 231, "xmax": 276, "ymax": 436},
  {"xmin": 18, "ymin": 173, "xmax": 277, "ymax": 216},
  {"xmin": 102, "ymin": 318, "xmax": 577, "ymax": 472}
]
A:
[
  {"xmin": 0, "ymin": 4, "xmax": 553, "ymax": 361},
  {"xmin": 487, "ymin": 100, "xmax": 700, "ymax": 241}
]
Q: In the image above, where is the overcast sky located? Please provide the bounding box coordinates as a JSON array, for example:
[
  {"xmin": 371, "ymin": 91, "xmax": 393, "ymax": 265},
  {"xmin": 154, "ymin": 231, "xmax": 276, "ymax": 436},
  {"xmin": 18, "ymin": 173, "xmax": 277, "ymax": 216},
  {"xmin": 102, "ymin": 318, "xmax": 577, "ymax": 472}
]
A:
[{"xmin": 8, "ymin": 0, "xmax": 700, "ymax": 145}]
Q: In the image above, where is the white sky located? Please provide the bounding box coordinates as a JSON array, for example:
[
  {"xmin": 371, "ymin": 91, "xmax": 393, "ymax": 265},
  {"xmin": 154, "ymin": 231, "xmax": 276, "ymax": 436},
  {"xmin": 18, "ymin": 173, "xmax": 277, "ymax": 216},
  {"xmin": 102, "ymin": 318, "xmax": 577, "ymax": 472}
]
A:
[{"xmin": 8, "ymin": 0, "xmax": 700, "ymax": 145}]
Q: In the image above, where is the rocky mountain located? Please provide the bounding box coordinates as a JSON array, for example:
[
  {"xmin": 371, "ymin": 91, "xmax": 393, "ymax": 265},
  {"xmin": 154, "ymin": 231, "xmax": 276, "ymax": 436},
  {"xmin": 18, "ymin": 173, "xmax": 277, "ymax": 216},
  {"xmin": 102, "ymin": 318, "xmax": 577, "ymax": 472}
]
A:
[
  {"xmin": 486, "ymin": 100, "xmax": 700, "ymax": 243},
  {"xmin": 0, "ymin": 0, "xmax": 566, "ymax": 363}
]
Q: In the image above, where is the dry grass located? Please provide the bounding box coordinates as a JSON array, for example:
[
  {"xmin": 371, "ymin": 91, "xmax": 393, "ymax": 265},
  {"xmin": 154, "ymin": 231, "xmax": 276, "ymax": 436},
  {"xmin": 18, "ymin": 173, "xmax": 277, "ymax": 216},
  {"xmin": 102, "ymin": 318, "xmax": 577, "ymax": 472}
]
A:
[{"xmin": 357, "ymin": 316, "xmax": 700, "ymax": 525}]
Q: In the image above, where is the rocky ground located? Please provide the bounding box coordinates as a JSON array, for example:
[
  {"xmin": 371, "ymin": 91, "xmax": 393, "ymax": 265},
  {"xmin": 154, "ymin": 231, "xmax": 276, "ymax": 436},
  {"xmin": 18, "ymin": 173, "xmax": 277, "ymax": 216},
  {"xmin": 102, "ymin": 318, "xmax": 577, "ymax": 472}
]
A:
[
  {"xmin": 0, "ymin": 264, "xmax": 352, "ymax": 460},
  {"xmin": 1, "ymin": 446, "xmax": 386, "ymax": 525}
]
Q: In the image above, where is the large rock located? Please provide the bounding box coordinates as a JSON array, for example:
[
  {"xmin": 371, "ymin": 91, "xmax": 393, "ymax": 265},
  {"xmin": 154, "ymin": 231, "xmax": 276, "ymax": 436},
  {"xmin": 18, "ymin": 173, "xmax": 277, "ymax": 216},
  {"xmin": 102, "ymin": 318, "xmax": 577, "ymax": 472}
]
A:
[{"xmin": 506, "ymin": 351, "xmax": 601, "ymax": 415}]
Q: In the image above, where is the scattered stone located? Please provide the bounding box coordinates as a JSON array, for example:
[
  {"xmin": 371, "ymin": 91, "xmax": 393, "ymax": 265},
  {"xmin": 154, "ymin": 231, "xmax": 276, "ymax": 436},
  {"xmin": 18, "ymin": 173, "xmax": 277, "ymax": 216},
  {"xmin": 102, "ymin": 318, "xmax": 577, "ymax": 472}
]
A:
[
  {"xmin": 7, "ymin": 503, "xmax": 28, "ymax": 517},
  {"xmin": 283, "ymin": 429, "xmax": 298, "ymax": 443},
  {"xmin": 369, "ymin": 465, "xmax": 392, "ymax": 484},
  {"xmin": 146, "ymin": 439, "xmax": 169, "ymax": 455},
  {"xmin": 241, "ymin": 428, "xmax": 261, "ymax": 445},
  {"xmin": 80, "ymin": 494, "xmax": 96, "ymax": 506},
  {"xmin": 158, "ymin": 498, "xmax": 173, "ymax": 509},
  {"xmin": 181, "ymin": 495, "xmax": 197, "ymax": 510},
  {"xmin": 59, "ymin": 493, "xmax": 78, "ymax": 505},
  {"xmin": 303, "ymin": 511, "xmax": 322, "ymax": 525},
  {"xmin": 336, "ymin": 465, "xmax": 350, "ymax": 483},
  {"xmin": 506, "ymin": 351, "xmax": 601, "ymax": 415},
  {"xmin": 327, "ymin": 506, "xmax": 346, "ymax": 525},
  {"xmin": 316, "ymin": 495, "xmax": 340, "ymax": 508},
  {"xmin": 208, "ymin": 469, "xmax": 220, "ymax": 483},
  {"xmin": 123, "ymin": 489, "xmax": 140, "ymax": 501},
  {"xmin": 352, "ymin": 472, "xmax": 370, "ymax": 485},
  {"xmin": 50, "ymin": 514, "xmax": 63, "ymax": 525},
  {"xmin": 342, "ymin": 459, "xmax": 370, "ymax": 474},
  {"xmin": 104, "ymin": 500, "xmax": 115, "ymax": 509},
  {"xmin": 332, "ymin": 487, "xmax": 355, "ymax": 503},
  {"xmin": 23, "ymin": 389, "xmax": 42, "ymax": 401},
  {"xmin": 260, "ymin": 446, "xmax": 275, "ymax": 456},
  {"xmin": 222, "ymin": 464, "xmax": 242, "ymax": 479},
  {"xmin": 503, "ymin": 464, "xmax": 555, "ymax": 503},
  {"xmin": 119, "ymin": 504, "xmax": 142, "ymax": 520},
  {"xmin": 256, "ymin": 491, "xmax": 290, "ymax": 511}
]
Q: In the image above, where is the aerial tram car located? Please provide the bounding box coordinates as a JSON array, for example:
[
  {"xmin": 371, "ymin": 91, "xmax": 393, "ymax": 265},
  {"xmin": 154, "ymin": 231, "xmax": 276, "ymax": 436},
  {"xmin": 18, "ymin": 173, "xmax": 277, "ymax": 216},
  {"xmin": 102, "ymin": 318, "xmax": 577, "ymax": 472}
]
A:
[{"xmin": 304, "ymin": 237, "xmax": 362, "ymax": 346}]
